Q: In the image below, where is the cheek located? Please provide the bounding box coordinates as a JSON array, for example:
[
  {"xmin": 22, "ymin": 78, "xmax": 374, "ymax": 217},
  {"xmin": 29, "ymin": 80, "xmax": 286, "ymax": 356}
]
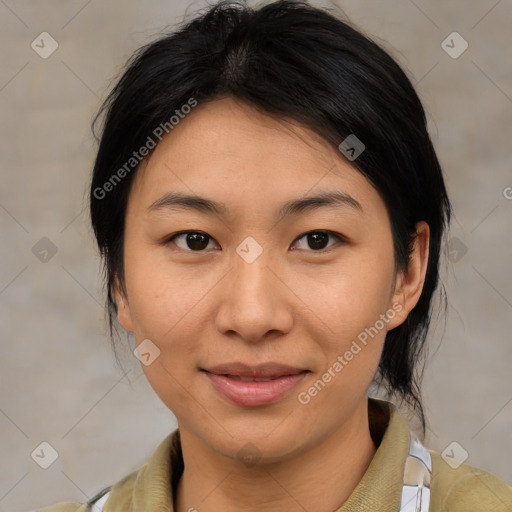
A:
[
  {"xmin": 140, "ymin": 356, "xmax": 208, "ymax": 430},
  {"xmin": 294, "ymin": 250, "xmax": 394, "ymax": 391},
  {"xmin": 294, "ymin": 273, "xmax": 390, "ymax": 423},
  {"xmin": 123, "ymin": 249, "xmax": 217, "ymax": 395},
  {"xmin": 298, "ymin": 251, "xmax": 395, "ymax": 336},
  {"xmin": 122, "ymin": 241, "xmax": 207, "ymax": 336}
]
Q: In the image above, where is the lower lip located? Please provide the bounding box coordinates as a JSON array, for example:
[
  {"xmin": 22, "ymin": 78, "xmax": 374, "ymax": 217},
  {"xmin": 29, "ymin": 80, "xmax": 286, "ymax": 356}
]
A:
[{"xmin": 203, "ymin": 371, "xmax": 308, "ymax": 407}]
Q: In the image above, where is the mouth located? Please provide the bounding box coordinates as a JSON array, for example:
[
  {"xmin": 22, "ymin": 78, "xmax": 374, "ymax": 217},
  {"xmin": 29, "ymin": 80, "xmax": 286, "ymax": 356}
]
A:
[
  {"xmin": 201, "ymin": 361, "xmax": 308, "ymax": 379},
  {"xmin": 200, "ymin": 362, "xmax": 310, "ymax": 407},
  {"xmin": 212, "ymin": 374, "xmax": 293, "ymax": 382}
]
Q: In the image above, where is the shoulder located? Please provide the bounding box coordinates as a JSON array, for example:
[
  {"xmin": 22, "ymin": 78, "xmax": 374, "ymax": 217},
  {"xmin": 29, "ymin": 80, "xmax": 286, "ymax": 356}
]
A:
[
  {"xmin": 429, "ymin": 450, "xmax": 512, "ymax": 511},
  {"xmin": 35, "ymin": 469, "xmax": 140, "ymax": 511},
  {"xmin": 32, "ymin": 429, "xmax": 179, "ymax": 512},
  {"xmin": 33, "ymin": 480, "xmax": 122, "ymax": 511}
]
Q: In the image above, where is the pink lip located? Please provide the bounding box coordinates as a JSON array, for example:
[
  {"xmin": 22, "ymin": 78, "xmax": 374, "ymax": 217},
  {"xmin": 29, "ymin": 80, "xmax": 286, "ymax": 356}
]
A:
[
  {"xmin": 203, "ymin": 370, "xmax": 309, "ymax": 407},
  {"xmin": 203, "ymin": 362, "xmax": 306, "ymax": 379}
]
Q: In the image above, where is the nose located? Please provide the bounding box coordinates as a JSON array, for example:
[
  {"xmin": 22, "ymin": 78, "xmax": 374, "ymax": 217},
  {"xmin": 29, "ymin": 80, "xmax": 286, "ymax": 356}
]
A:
[{"xmin": 214, "ymin": 240, "xmax": 294, "ymax": 343}]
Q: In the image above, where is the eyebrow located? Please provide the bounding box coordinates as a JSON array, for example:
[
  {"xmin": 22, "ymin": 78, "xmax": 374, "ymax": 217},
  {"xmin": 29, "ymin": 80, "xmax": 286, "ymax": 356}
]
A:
[{"xmin": 147, "ymin": 190, "xmax": 363, "ymax": 220}]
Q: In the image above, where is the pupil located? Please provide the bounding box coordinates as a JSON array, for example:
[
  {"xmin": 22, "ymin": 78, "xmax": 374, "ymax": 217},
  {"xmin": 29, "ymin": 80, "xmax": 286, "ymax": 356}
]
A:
[
  {"xmin": 308, "ymin": 232, "xmax": 328, "ymax": 250},
  {"xmin": 188, "ymin": 233, "xmax": 209, "ymax": 250}
]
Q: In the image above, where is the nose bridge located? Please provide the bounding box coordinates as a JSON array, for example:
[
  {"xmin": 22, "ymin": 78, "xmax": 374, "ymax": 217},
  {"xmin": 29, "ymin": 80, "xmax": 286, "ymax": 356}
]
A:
[
  {"xmin": 214, "ymin": 234, "xmax": 292, "ymax": 341},
  {"xmin": 232, "ymin": 234, "xmax": 275, "ymax": 299}
]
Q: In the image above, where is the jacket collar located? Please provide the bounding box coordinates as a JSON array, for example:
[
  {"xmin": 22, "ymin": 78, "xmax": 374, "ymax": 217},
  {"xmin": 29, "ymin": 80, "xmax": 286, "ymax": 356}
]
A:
[{"xmin": 116, "ymin": 398, "xmax": 411, "ymax": 511}]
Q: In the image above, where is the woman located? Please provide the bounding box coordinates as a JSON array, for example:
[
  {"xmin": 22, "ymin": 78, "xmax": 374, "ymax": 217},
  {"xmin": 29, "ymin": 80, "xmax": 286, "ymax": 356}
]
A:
[{"xmin": 38, "ymin": 0, "xmax": 512, "ymax": 511}]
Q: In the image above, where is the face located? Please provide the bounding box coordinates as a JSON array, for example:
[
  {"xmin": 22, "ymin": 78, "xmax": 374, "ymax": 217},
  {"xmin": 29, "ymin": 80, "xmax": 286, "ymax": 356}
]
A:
[{"xmin": 114, "ymin": 96, "xmax": 429, "ymax": 463}]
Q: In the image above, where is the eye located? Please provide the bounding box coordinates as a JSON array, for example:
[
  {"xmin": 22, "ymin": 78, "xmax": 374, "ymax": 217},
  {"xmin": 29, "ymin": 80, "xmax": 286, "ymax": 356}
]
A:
[
  {"xmin": 164, "ymin": 230, "xmax": 345, "ymax": 253},
  {"xmin": 165, "ymin": 231, "xmax": 219, "ymax": 252},
  {"xmin": 292, "ymin": 230, "xmax": 344, "ymax": 252}
]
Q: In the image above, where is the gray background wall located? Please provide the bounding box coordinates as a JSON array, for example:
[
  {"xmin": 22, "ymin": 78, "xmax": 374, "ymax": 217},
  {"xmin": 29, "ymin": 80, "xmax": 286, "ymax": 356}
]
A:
[{"xmin": 1, "ymin": 1, "xmax": 511, "ymax": 510}]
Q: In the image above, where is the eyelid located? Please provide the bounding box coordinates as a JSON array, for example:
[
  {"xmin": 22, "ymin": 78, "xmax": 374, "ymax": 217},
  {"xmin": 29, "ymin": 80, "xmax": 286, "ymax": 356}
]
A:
[
  {"xmin": 164, "ymin": 230, "xmax": 346, "ymax": 252},
  {"xmin": 292, "ymin": 230, "xmax": 345, "ymax": 252},
  {"xmin": 163, "ymin": 230, "xmax": 219, "ymax": 250}
]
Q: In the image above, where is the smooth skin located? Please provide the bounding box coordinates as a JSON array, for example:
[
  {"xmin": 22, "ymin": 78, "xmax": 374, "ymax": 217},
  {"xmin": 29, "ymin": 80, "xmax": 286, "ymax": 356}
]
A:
[{"xmin": 114, "ymin": 96, "xmax": 430, "ymax": 512}]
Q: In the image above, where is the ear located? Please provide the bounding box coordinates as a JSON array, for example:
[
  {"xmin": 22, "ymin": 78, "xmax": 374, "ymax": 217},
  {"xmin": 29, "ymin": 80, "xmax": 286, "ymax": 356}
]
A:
[
  {"xmin": 386, "ymin": 221, "xmax": 430, "ymax": 330},
  {"xmin": 112, "ymin": 276, "xmax": 134, "ymax": 332}
]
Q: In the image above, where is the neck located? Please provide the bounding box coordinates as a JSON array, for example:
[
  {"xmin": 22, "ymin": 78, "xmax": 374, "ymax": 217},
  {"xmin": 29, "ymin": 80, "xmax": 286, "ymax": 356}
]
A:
[{"xmin": 174, "ymin": 400, "xmax": 378, "ymax": 512}]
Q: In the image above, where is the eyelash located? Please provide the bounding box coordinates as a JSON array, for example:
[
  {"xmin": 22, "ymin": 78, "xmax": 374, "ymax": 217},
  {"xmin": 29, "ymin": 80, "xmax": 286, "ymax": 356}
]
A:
[{"xmin": 163, "ymin": 230, "xmax": 345, "ymax": 253}]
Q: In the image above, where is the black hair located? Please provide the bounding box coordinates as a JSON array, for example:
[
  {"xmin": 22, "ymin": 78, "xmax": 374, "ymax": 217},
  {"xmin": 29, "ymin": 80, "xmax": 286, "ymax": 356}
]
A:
[{"xmin": 89, "ymin": 0, "xmax": 452, "ymax": 437}]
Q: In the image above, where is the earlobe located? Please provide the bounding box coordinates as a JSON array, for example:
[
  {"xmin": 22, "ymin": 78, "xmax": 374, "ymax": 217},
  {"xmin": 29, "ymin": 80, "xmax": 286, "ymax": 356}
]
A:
[
  {"xmin": 386, "ymin": 221, "xmax": 430, "ymax": 331},
  {"xmin": 113, "ymin": 277, "xmax": 134, "ymax": 332}
]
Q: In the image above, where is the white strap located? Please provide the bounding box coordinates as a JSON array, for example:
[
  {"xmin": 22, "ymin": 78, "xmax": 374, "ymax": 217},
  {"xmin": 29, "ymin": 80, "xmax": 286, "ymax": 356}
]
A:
[
  {"xmin": 400, "ymin": 432, "xmax": 432, "ymax": 511},
  {"xmin": 89, "ymin": 490, "xmax": 110, "ymax": 511}
]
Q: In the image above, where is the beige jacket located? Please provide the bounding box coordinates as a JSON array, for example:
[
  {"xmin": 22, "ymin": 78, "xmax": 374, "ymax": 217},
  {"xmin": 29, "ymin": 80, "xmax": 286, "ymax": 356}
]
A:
[{"xmin": 36, "ymin": 398, "xmax": 512, "ymax": 511}]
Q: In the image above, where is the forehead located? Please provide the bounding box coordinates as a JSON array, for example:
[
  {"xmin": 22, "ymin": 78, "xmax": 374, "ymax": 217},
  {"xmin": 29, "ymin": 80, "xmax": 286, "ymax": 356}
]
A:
[{"xmin": 128, "ymin": 97, "xmax": 385, "ymax": 220}]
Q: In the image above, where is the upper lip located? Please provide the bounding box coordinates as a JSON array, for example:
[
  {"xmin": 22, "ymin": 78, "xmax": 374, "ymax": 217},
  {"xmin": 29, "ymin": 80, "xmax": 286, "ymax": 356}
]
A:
[{"xmin": 202, "ymin": 362, "xmax": 308, "ymax": 378}]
